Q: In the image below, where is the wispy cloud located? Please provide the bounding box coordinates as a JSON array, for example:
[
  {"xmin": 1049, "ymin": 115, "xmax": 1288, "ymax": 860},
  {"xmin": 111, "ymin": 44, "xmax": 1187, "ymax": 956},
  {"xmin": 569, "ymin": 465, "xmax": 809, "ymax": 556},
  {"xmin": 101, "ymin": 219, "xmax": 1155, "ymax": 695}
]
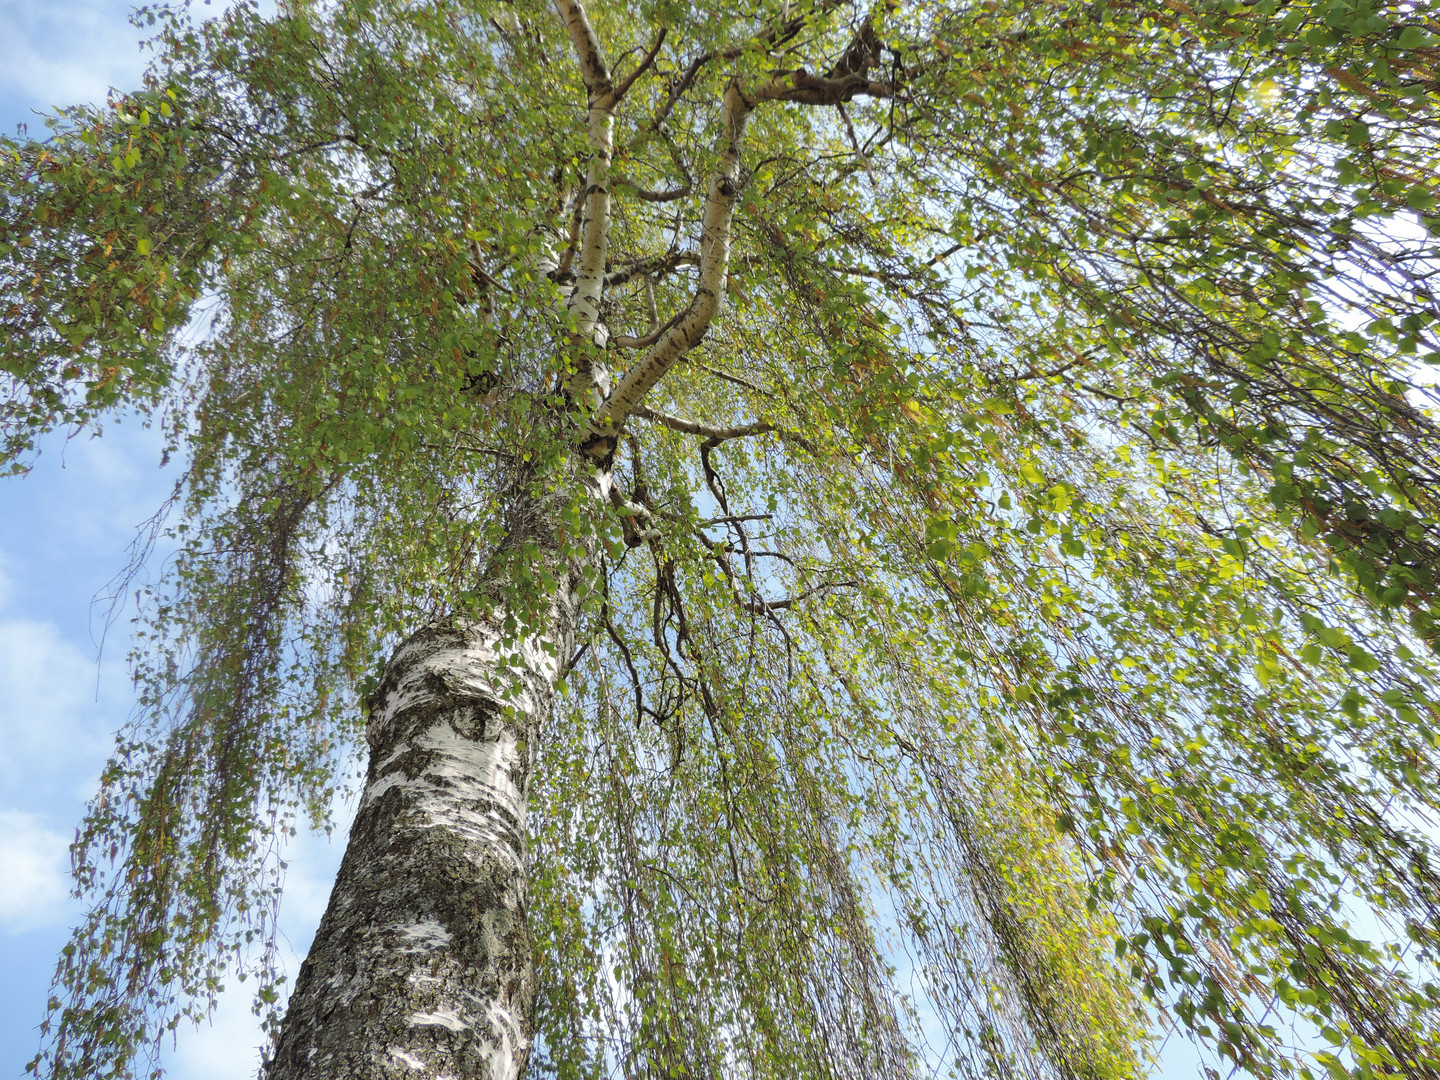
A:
[
  {"xmin": 0, "ymin": 810, "xmax": 72, "ymax": 932},
  {"xmin": 0, "ymin": 610, "xmax": 113, "ymax": 796},
  {"xmin": 0, "ymin": 2, "xmax": 152, "ymax": 123},
  {"xmin": 0, "ymin": 559, "xmax": 112, "ymax": 935}
]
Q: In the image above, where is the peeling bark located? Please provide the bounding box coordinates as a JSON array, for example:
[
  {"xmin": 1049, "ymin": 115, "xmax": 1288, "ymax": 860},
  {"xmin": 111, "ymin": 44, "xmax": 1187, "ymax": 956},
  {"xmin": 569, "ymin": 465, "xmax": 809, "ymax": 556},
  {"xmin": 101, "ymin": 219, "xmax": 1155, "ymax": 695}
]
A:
[
  {"xmin": 265, "ymin": 594, "xmax": 578, "ymax": 1080},
  {"xmin": 555, "ymin": 0, "xmax": 618, "ymax": 407}
]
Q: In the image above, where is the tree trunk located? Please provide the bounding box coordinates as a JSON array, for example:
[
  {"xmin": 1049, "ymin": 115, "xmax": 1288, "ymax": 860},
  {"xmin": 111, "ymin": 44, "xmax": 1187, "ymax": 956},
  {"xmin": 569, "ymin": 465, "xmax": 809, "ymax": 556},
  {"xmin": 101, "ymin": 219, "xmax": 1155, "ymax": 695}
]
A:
[{"xmin": 265, "ymin": 579, "xmax": 579, "ymax": 1080}]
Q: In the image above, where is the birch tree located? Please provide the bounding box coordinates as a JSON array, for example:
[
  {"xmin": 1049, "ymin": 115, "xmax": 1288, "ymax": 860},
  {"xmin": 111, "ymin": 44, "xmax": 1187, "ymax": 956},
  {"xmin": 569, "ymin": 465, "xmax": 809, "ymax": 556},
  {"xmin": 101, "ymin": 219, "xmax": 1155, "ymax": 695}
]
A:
[{"xmin": 5, "ymin": 1, "xmax": 1440, "ymax": 1079}]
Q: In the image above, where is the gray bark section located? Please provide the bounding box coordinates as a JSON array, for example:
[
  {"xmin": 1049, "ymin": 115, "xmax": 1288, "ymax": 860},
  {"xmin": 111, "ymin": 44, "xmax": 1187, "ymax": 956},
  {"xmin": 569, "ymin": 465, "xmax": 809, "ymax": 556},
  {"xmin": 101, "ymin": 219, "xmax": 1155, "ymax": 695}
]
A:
[{"xmin": 265, "ymin": 601, "xmax": 576, "ymax": 1080}]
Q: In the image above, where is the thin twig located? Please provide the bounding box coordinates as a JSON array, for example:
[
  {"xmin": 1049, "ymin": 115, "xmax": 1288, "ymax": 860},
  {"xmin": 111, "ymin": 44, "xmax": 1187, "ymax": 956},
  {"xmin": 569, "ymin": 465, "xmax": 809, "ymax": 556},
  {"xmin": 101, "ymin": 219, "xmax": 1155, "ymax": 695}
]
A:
[
  {"xmin": 697, "ymin": 513, "xmax": 773, "ymax": 528},
  {"xmin": 689, "ymin": 360, "xmax": 775, "ymax": 397},
  {"xmin": 611, "ymin": 28, "xmax": 667, "ymax": 104},
  {"xmin": 743, "ymin": 579, "xmax": 858, "ymax": 614}
]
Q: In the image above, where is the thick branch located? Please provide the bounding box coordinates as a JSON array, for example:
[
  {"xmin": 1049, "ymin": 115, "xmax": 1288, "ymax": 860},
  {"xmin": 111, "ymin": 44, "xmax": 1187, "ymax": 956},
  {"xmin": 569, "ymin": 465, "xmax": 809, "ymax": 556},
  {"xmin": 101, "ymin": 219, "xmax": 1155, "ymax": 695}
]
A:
[
  {"xmin": 604, "ymin": 250, "xmax": 700, "ymax": 289},
  {"xmin": 610, "ymin": 310, "xmax": 684, "ymax": 350},
  {"xmin": 582, "ymin": 80, "xmax": 753, "ymax": 458},
  {"xmin": 578, "ymin": 12, "xmax": 896, "ymax": 462},
  {"xmin": 593, "ymin": 469, "xmax": 661, "ymax": 546},
  {"xmin": 749, "ymin": 68, "xmax": 895, "ymax": 107},
  {"xmin": 554, "ymin": 0, "xmax": 616, "ymax": 353},
  {"xmin": 633, "ymin": 6, "xmax": 831, "ymax": 146},
  {"xmin": 611, "ymin": 175, "xmax": 693, "ymax": 203},
  {"xmin": 641, "ymin": 30, "xmax": 779, "ymax": 138},
  {"xmin": 631, "ymin": 404, "xmax": 774, "ymax": 444},
  {"xmin": 553, "ymin": 0, "xmax": 612, "ymax": 97}
]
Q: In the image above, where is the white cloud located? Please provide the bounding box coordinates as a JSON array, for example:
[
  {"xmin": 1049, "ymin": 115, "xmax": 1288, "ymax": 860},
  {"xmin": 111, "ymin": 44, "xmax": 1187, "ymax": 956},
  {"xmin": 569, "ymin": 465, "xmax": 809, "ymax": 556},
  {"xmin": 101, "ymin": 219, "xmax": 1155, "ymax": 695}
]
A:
[
  {"xmin": 0, "ymin": 2, "xmax": 152, "ymax": 121},
  {"xmin": 0, "ymin": 586, "xmax": 107, "ymax": 933},
  {"xmin": 0, "ymin": 0, "xmax": 279, "ymax": 134},
  {"xmin": 169, "ymin": 981, "xmax": 270, "ymax": 1080},
  {"xmin": 0, "ymin": 614, "xmax": 112, "ymax": 794},
  {"xmin": 0, "ymin": 810, "xmax": 72, "ymax": 931}
]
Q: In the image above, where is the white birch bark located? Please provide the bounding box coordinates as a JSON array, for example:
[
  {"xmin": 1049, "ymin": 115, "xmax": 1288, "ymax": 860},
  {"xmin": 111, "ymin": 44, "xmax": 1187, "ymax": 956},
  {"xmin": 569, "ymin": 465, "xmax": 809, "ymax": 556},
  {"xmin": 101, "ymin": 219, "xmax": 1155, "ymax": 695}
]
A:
[
  {"xmin": 555, "ymin": 0, "xmax": 617, "ymax": 404},
  {"xmin": 263, "ymin": 589, "xmax": 579, "ymax": 1080},
  {"xmin": 581, "ymin": 80, "xmax": 752, "ymax": 460}
]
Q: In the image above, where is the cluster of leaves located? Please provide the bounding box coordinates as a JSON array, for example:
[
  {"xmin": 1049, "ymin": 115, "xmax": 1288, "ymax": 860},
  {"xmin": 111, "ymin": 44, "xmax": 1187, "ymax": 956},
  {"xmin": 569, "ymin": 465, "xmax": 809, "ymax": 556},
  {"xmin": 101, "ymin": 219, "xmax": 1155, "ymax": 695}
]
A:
[
  {"xmin": 0, "ymin": 78, "xmax": 245, "ymax": 470},
  {"xmin": 903, "ymin": 0, "xmax": 1440, "ymax": 641}
]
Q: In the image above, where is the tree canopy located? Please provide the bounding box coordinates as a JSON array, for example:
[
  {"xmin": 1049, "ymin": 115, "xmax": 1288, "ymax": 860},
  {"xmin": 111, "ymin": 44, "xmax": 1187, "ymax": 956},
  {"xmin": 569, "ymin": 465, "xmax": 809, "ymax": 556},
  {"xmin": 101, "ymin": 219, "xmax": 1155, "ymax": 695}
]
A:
[{"xmin": 4, "ymin": 1, "xmax": 1440, "ymax": 1079}]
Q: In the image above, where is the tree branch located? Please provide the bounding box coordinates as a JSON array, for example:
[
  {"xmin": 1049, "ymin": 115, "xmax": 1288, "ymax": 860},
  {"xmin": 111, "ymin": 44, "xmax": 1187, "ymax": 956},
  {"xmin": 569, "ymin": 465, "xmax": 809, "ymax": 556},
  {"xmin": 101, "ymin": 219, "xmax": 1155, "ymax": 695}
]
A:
[
  {"xmin": 578, "ymin": 15, "xmax": 896, "ymax": 461},
  {"xmin": 611, "ymin": 28, "xmax": 667, "ymax": 104},
  {"xmin": 610, "ymin": 309, "xmax": 684, "ymax": 350},
  {"xmin": 743, "ymin": 579, "xmax": 857, "ymax": 614},
  {"xmin": 582, "ymin": 79, "xmax": 754, "ymax": 459},
  {"xmin": 611, "ymin": 175, "xmax": 693, "ymax": 203},
  {"xmin": 630, "ymin": 404, "xmax": 774, "ymax": 444},
  {"xmin": 691, "ymin": 360, "xmax": 774, "ymax": 397},
  {"xmin": 749, "ymin": 68, "xmax": 895, "ymax": 108},
  {"xmin": 553, "ymin": 0, "xmax": 617, "ymax": 366},
  {"xmin": 636, "ymin": 5, "xmax": 837, "ymax": 141},
  {"xmin": 697, "ymin": 513, "xmax": 773, "ymax": 528},
  {"xmin": 551, "ymin": 194, "xmax": 586, "ymax": 283},
  {"xmin": 604, "ymin": 250, "xmax": 699, "ymax": 289},
  {"xmin": 553, "ymin": 0, "xmax": 612, "ymax": 98}
]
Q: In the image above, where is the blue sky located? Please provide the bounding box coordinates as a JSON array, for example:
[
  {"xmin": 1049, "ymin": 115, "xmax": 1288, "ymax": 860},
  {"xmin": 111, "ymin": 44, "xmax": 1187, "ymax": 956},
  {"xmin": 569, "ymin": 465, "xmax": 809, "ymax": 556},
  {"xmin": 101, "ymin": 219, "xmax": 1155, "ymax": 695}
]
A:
[{"xmin": 0, "ymin": 5, "xmax": 1230, "ymax": 1080}]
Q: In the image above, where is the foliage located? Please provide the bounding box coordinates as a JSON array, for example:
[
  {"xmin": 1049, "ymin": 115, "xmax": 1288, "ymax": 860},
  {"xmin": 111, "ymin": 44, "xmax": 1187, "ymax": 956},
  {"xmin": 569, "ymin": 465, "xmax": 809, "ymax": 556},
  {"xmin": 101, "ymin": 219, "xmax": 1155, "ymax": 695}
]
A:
[
  {"xmin": 5, "ymin": 1, "xmax": 1440, "ymax": 1079},
  {"xmin": 0, "ymin": 73, "xmax": 249, "ymax": 470}
]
